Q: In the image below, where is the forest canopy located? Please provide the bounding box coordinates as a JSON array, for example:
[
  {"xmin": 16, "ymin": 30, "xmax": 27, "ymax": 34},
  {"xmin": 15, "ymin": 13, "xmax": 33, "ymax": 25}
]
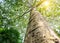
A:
[{"xmin": 0, "ymin": 0, "xmax": 60, "ymax": 43}]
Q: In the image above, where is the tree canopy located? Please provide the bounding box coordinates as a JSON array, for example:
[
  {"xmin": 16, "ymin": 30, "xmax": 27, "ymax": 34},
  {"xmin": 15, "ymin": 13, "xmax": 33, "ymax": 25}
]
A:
[{"xmin": 0, "ymin": 0, "xmax": 60, "ymax": 43}]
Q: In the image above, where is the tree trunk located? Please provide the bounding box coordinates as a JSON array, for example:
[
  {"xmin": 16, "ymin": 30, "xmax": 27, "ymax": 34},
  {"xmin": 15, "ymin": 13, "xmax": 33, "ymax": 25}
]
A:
[{"xmin": 24, "ymin": 9, "xmax": 60, "ymax": 43}]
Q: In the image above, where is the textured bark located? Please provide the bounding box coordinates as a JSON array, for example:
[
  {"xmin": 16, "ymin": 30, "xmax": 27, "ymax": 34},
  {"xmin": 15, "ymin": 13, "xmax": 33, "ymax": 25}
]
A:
[{"xmin": 24, "ymin": 9, "xmax": 60, "ymax": 43}]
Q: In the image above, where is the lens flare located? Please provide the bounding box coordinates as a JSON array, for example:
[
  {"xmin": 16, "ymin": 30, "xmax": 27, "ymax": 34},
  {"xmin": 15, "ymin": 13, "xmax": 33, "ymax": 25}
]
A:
[{"xmin": 43, "ymin": 1, "xmax": 50, "ymax": 6}]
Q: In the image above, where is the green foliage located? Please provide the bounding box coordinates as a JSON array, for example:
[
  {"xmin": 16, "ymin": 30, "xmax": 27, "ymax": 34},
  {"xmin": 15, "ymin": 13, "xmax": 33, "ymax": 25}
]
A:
[
  {"xmin": 0, "ymin": 0, "xmax": 60, "ymax": 43},
  {"xmin": 0, "ymin": 0, "xmax": 29, "ymax": 43},
  {"xmin": 0, "ymin": 28, "xmax": 20, "ymax": 43}
]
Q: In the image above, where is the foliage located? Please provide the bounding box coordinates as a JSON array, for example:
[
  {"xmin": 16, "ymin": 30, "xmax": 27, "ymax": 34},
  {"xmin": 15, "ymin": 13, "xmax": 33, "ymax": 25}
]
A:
[
  {"xmin": 0, "ymin": 0, "xmax": 60, "ymax": 43},
  {"xmin": 0, "ymin": 0, "xmax": 29, "ymax": 43},
  {"xmin": 0, "ymin": 28, "xmax": 20, "ymax": 43}
]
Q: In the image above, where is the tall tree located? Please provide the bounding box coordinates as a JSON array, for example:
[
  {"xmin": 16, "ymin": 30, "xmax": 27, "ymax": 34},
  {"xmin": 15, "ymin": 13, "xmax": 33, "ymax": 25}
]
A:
[{"xmin": 24, "ymin": 0, "xmax": 60, "ymax": 43}]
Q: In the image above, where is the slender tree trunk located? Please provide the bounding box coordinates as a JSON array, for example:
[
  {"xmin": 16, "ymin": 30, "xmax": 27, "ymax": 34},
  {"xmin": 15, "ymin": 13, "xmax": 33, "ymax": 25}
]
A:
[{"xmin": 24, "ymin": 8, "xmax": 60, "ymax": 43}]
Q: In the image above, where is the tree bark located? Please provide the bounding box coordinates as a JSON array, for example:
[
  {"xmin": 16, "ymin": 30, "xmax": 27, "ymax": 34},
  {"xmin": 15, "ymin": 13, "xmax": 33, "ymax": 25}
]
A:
[{"xmin": 24, "ymin": 9, "xmax": 60, "ymax": 43}]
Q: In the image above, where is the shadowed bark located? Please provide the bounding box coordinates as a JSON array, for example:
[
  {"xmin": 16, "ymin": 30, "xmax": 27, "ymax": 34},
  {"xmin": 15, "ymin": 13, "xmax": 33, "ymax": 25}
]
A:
[{"xmin": 24, "ymin": 9, "xmax": 60, "ymax": 43}]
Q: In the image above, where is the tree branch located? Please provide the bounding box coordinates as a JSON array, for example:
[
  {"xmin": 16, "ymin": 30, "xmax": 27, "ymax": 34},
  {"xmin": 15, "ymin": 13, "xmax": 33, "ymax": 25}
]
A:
[
  {"xmin": 20, "ymin": 0, "xmax": 46, "ymax": 17},
  {"xmin": 20, "ymin": 8, "xmax": 32, "ymax": 17}
]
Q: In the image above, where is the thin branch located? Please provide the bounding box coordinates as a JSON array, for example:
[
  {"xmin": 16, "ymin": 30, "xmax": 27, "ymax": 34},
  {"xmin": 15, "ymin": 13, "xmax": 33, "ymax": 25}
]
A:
[
  {"xmin": 20, "ymin": 0, "xmax": 46, "ymax": 18},
  {"xmin": 20, "ymin": 8, "xmax": 32, "ymax": 17}
]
